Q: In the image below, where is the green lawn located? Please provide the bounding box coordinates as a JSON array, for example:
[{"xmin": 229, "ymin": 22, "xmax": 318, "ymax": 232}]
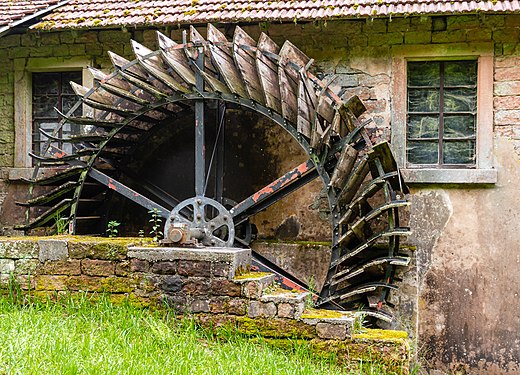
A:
[{"xmin": 0, "ymin": 293, "xmax": 390, "ymax": 375}]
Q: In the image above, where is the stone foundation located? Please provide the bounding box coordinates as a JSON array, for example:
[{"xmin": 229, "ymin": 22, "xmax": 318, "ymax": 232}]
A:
[{"xmin": 0, "ymin": 236, "xmax": 410, "ymax": 372}]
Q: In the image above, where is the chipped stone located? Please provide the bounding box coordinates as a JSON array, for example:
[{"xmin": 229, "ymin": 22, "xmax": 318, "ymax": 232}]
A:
[
  {"xmin": 248, "ymin": 301, "xmax": 277, "ymax": 318},
  {"xmin": 316, "ymin": 322, "xmax": 348, "ymax": 340}
]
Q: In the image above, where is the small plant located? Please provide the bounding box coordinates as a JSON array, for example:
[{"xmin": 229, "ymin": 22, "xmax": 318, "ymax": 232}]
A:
[
  {"xmin": 305, "ymin": 276, "xmax": 318, "ymax": 309},
  {"xmin": 54, "ymin": 212, "xmax": 68, "ymax": 235},
  {"xmin": 106, "ymin": 220, "xmax": 121, "ymax": 238},
  {"xmin": 137, "ymin": 229, "xmax": 145, "ymax": 246},
  {"xmin": 148, "ymin": 208, "xmax": 163, "ymax": 244}
]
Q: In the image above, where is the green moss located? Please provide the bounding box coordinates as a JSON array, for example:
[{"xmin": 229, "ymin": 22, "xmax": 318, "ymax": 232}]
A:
[
  {"xmin": 259, "ymin": 239, "xmax": 332, "ymax": 247},
  {"xmin": 300, "ymin": 308, "xmax": 345, "ymax": 319},
  {"xmin": 234, "ymin": 272, "xmax": 272, "ymax": 280},
  {"xmin": 353, "ymin": 328, "xmax": 408, "ymax": 340},
  {"xmin": 236, "ymin": 316, "xmax": 316, "ymax": 339}
]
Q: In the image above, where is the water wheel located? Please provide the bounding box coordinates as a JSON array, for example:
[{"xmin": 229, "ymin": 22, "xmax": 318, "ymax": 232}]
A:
[{"xmin": 19, "ymin": 25, "xmax": 410, "ymax": 322}]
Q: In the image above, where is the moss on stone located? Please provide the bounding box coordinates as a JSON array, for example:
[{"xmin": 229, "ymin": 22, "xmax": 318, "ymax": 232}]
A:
[
  {"xmin": 234, "ymin": 272, "xmax": 272, "ymax": 280},
  {"xmin": 300, "ymin": 307, "xmax": 345, "ymax": 319},
  {"xmin": 236, "ymin": 316, "xmax": 317, "ymax": 339},
  {"xmin": 353, "ymin": 328, "xmax": 408, "ymax": 340}
]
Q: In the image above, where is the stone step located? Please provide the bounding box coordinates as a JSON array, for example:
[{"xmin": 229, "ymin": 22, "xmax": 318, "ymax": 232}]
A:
[
  {"xmin": 300, "ymin": 308, "xmax": 357, "ymax": 340},
  {"xmin": 260, "ymin": 289, "xmax": 309, "ymax": 319},
  {"xmin": 233, "ymin": 272, "xmax": 277, "ymax": 299}
]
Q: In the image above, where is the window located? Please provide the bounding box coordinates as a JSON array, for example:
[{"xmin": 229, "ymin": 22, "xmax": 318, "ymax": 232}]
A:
[
  {"xmin": 391, "ymin": 43, "xmax": 496, "ymax": 184},
  {"xmin": 32, "ymin": 71, "xmax": 82, "ymax": 156},
  {"xmin": 12, "ymin": 56, "xmax": 92, "ymax": 173},
  {"xmin": 406, "ymin": 60, "xmax": 477, "ymax": 167}
]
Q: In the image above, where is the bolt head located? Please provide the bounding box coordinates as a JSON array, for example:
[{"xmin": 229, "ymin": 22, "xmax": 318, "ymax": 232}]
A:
[
  {"xmin": 223, "ymin": 216, "xmax": 228, "ymax": 221},
  {"xmin": 196, "ymin": 214, "xmax": 202, "ymax": 220},
  {"xmin": 197, "ymin": 199, "xmax": 202, "ymax": 205},
  {"xmin": 210, "ymin": 240, "xmax": 216, "ymax": 245}
]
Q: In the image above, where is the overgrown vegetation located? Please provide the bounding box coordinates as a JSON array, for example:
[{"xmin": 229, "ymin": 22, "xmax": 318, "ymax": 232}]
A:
[{"xmin": 0, "ymin": 289, "xmax": 409, "ymax": 375}]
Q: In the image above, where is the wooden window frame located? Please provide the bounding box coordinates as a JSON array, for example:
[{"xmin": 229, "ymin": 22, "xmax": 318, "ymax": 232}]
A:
[
  {"xmin": 391, "ymin": 43, "xmax": 497, "ymax": 184},
  {"xmin": 12, "ymin": 57, "xmax": 92, "ymax": 178}
]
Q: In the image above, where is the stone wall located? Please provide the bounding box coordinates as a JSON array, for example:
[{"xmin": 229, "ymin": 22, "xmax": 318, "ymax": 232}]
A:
[{"xmin": 0, "ymin": 236, "xmax": 410, "ymax": 373}]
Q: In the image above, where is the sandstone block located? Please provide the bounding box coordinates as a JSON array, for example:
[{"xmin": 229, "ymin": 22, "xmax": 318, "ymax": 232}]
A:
[
  {"xmin": 35, "ymin": 275, "xmax": 68, "ymax": 291},
  {"xmin": 209, "ymin": 297, "xmax": 229, "ymax": 313},
  {"xmin": 14, "ymin": 259, "xmax": 39, "ymax": 275},
  {"xmin": 160, "ymin": 294, "xmax": 187, "ymax": 313},
  {"xmin": 38, "ymin": 239, "xmax": 68, "ymax": 261},
  {"xmin": 0, "ymin": 258, "xmax": 15, "ymax": 274},
  {"xmin": 81, "ymin": 259, "xmax": 115, "ymax": 276},
  {"xmin": 182, "ymin": 277, "xmax": 209, "ymax": 296},
  {"xmin": 0, "ymin": 240, "xmax": 39, "ymax": 259},
  {"xmin": 277, "ymin": 303, "xmax": 295, "ymax": 318},
  {"xmin": 495, "ymin": 82, "xmax": 520, "ymax": 96},
  {"xmin": 210, "ymin": 278, "xmax": 242, "ymax": 297},
  {"xmin": 190, "ymin": 299, "xmax": 210, "ymax": 313},
  {"xmin": 130, "ymin": 259, "xmax": 149, "ymax": 272},
  {"xmin": 177, "ymin": 260, "xmax": 211, "ymax": 277},
  {"xmin": 40, "ymin": 260, "xmax": 81, "ymax": 275},
  {"xmin": 161, "ymin": 275, "xmax": 183, "ymax": 293},
  {"xmin": 69, "ymin": 240, "xmax": 128, "ymax": 260},
  {"xmin": 248, "ymin": 301, "xmax": 277, "ymax": 318},
  {"xmin": 316, "ymin": 322, "xmax": 348, "ymax": 340},
  {"xmin": 227, "ymin": 298, "xmax": 248, "ymax": 315},
  {"xmin": 115, "ymin": 260, "xmax": 130, "ymax": 276},
  {"xmin": 151, "ymin": 261, "xmax": 177, "ymax": 275}
]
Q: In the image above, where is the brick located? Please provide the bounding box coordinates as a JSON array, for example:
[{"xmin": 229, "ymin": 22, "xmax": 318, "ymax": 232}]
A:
[
  {"xmin": 40, "ymin": 260, "xmax": 81, "ymax": 275},
  {"xmin": 81, "ymin": 259, "xmax": 115, "ymax": 276},
  {"xmin": 161, "ymin": 275, "xmax": 183, "ymax": 293},
  {"xmin": 447, "ymin": 15, "xmax": 481, "ymax": 30},
  {"xmin": 130, "ymin": 259, "xmax": 149, "ymax": 272},
  {"xmin": 0, "ymin": 35, "xmax": 20, "ymax": 48},
  {"xmin": 495, "ymin": 82, "xmax": 520, "ymax": 96},
  {"xmin": 387, "ymin": 17, "xmax": 410, "ymax": 32},
  {"xmin": 60, "ymin": 32, "xmax": 76, "ymax": 44},
  {"xmin": 209, "ymin": 297, "xmax": 229, "ymax": 313},
  {"xmin": 69, "ymin": 241, "xmax": 127, "ymax": 260},
  {"xmin": 494, "ymin": 96, "xmax": 520, "ymax": 110},
  {"xmin": 248, "ymin": 301, "xmax": 277, "ymax": 318},
  {"xmin": 150, "ymin": 261, "xmax": 177, "ymax": 275},
  {"xmin": 211, "ymin": 278, "xmax": 242, "ymax": 297},
  {"xmin": 182, "ymin": 277, "xmax": 209, "ymax": 296},
  {"xmin": 211, "ymin": 261, "xmax": 233, "ymax": 278},
  {"xmin": 40, "ymin": 33, "xmax": 61, "ymax": 45},
  {"xmin": 69, "ymin": 44, "xmax": 86, "ymax": 56},
  {"xmin": 316, "ymin": 322, "xmax": 347, "ymax": 340},
  {"xmin": 465, "ymin": 29, "xmax": 492, "ymax": 42},
  {"xmin": 177, "ymin": 260, "xmax": 211, "ymax": 277}
]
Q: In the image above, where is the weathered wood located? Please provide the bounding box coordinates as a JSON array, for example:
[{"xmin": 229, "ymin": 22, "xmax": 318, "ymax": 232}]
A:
[
  {"xmin": 156, "ymin": 31, "xmax": 196, "ymax": 86},
  {"xmin": 278, "ymin": 41, "xmax": 311, "ymax": 85},
  {"xmin": 256, "ymin": 33, "xmax": 282, "ymax": 114},
  {"xmin": 317, "ymin": 95, "xmax": 335, "ymax": 124},
  {"xmin": 207, "ymin": 24, "xmax": 248, "ymax": 98},
  {"xmin": 88, "ymin": 67, "xmax": 132, "ymax": 91},
  {"xmin": 330, "ymin": 143, "xmax": 358, "ymax": 189},
  {"xmin": 232, "ymin": 26, "xmax": 265, "ymax": 105},
  {"xmin": 189, "ymin": 26, "xmax": 218, "ymax": 76},
  {"xmin": 297, "ymin": 79, "xmax": 313, "ymax": 138},
  {"xmin": 331, "ymin": 256, "xmax": 410, "ymax": 287},
  {"xmin": 108, "ymin": 51, "xmax": 149, "ymax": 80},
  {"xmin": 337, "ymin": 157, "xmax": 370, "ymax": 205},
  {"xmin": 278, "ymin": 67, "xmax": 298, "ymax": 123}
]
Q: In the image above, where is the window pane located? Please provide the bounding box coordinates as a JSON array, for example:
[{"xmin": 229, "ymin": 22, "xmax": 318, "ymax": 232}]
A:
[
  {"xmin": 443, "ymin": 141, "xmax": 475, "ymax": 164},
  {"xmin": 444, "ymin": 88, "xmax": 476, "ymax": 112},
  {"xmin": 444, "ymin": 61, "xmax": 477, "ymax": 86},
  {"xmin": 62, "ymin": 95, "xmax": 81, "ymax": 114},
  {"xmin": 62, "ymin": 72, "xmax": 81, "ymax": 94},
  {"xmin": 408, "ymin": 115, "xmax": 439, "ymax": 138},
  {"xmin": 33, "ymin": 73, "xmax": 60, "ymax": 95},
  {"xmin": 444, "ymin": 115, "xmax": 475, "ymax": 138},
  {"xmin": 407, "ymin": 141, "xmax": 438, "ymax": 164},
  {"xmin": 408, "ymin": 62, "xmax": 440, "ymax": 86},
  {"xmin": 408, "ymin": 89, "xmax": 440, "ymax": 112},
  {"xmin": 33, "ymin": 95, "xmax": 58, "ymax": 118}
]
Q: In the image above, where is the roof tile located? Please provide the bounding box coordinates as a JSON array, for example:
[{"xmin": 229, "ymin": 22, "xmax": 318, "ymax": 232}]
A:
[{"xmin": 5, "ymin": 0, "xmax": 515, "ymax": 31}]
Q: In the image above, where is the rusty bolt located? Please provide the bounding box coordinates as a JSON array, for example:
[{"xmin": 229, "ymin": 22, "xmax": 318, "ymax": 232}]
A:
[{"xmin": 197, "ymin": 199, "xmax": 202, "ymax": 205}]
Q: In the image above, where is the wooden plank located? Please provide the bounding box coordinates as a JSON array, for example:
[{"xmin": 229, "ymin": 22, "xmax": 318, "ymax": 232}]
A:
[
  {"xmin": 88, "ymin": 67, "xmax": 132, "ymax": 91},
  {"xmin": 337, "ymin": 157, "xmax": 370, "ymax": 205},
  {"xmin": 278, "ymin": 67, "xmax": 298, "ymax": 123},
  {"xmin": 317, "ymin": 95, "xmax": 335, "ymax": 124},
  {"xmin": 256, "ymin": 33, "xmax": 282, "ymax": 114},
  {"xmin": 207, "ymin": 24, "xmax": 248, "ymax": 97},
  {"xmin": 108, "ymin": 51, "xmax": 149, "ymax": 80},
  {"xmin": 329, "ymin": 143, "xmax": 358, "ymax": 189},
  {"xmin": 189, "ymin": 26, "xmax": 218, "ymax": 76},
  {"xmin": 156, "ymin": 31, "xmax": 196, "ymax": 86},
  {"xmin": 232, "ymin": 26, "xmax": 265, "ymax": 105},
  {"xmin": 278, "ymin": 41, "xmax": 311, "ymax": 84}
]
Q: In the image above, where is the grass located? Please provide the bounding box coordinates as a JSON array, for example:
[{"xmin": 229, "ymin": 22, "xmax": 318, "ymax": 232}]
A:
[{"xmin": 0, "ymin": 292, "xmax": 399, "ymax": 375}]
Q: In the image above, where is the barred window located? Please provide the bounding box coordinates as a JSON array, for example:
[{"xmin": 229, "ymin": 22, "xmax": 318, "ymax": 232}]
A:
[
  {"xmin": 32, "ymin": 71, "xmax": 82, "ymax": 157},
  {"xmin": 406, "ymin": 60, "xmax": 477, "ymax": 167}
]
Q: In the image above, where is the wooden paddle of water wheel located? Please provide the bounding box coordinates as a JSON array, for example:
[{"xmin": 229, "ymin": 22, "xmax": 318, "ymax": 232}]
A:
[{"xmin": 18, "ymin": 25, "xmax": 410, "ymax": 322}]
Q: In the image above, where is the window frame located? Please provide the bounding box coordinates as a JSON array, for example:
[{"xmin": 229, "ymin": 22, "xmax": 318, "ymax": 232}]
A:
[
  {"xmin": 12, "ymin": 57, "xmax": 92, "ymax": 175},
  {"xmin": 391, "ymin": 43, "xmax": 497, "ymax": 184}
]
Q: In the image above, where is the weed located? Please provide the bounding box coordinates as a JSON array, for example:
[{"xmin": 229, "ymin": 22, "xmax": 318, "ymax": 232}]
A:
[
  {"xmin": 148, "ymin": 208, "xmax": 163, "ymax": 244},
  {"xmin": 106, "ymin": 220, "xmax": 120, "ymax": 238},
  {"xmin": 305, "ymin": 276, "xmax": 318, "ymax": 309},
  {"xmin": 54, "ymin": 212, "xmax": 68, "ymax": 235}
]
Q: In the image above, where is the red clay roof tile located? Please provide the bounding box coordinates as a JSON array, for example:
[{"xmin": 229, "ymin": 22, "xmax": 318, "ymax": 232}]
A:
[
  {"xmin": 0, "ymin": 0, "xmax": 61, "ymax": 27},
  {"xmin": 5, "ymin": 0, "xmax": 518, "ymax": 31}
]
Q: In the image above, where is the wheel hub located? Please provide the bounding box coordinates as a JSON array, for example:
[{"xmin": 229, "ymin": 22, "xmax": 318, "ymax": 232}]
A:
[{"xmin": 164, "ymin": 196, "xmax": 235, "ymax": 247}]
